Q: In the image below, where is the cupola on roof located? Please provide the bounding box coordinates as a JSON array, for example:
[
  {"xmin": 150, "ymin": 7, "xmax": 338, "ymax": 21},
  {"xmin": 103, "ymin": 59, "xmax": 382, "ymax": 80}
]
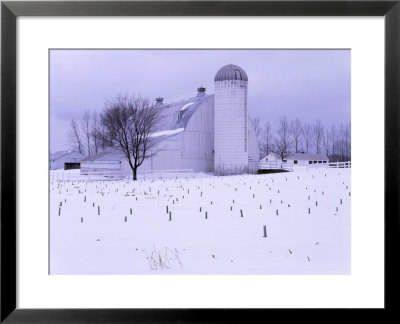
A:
[{"xmin": 214, "ymin": 64, "xmax": 248, "ymax": 82}]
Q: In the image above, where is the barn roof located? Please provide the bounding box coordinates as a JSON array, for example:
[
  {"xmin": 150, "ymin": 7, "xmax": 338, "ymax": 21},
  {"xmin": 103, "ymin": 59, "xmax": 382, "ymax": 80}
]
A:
[
  {"xmin": 81, "ymin": 147, "xmax": 124, "ymax": 162},
  {"xmin": 50, "ymin": 150, "xmax": 84, "ymax": 161},
  {"xmin": 156, "ymin": 93, "xmax": 213, "ymax": 139}
]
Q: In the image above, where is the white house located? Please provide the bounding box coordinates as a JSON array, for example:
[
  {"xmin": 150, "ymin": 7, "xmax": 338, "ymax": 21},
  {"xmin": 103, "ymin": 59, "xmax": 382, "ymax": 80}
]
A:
[
  {"xmin": 50, "ymin": 150, "xmax": 86, "ymax": 170},
  {"xmin": 81, "ymin": 64, "xmax": 259, "ymax": 176},
  {"xmin": 261, "ymin": 152, "xmax": 329, "ymax": 167}
]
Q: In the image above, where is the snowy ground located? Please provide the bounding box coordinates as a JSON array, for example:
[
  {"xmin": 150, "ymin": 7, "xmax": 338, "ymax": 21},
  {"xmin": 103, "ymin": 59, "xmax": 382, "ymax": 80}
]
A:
[{"xmin": 50, "ymin": 168, "xmax": 351, "ymax": 274}]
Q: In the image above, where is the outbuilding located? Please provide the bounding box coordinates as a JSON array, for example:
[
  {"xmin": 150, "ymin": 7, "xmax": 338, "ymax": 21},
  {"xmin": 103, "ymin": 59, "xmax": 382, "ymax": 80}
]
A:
[
  {"xmin": 261, "ymin": 152, "xmax": 329, "ymax": 167},
  {"xmin": 50, "ymin": 150, "xmax": 86, "ymax": 170}
]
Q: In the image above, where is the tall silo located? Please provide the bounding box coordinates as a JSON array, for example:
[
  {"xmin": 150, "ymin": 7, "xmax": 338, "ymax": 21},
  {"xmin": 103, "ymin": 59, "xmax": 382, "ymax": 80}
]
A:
[{"xmin": 214, "ymin": 64, "xmax": 249, "ymax": 174}]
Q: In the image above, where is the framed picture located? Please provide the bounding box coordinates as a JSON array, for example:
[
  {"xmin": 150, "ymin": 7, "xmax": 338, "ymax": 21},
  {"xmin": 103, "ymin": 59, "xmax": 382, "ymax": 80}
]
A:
[{"xmin": 1, "ymin": 0, "xmax": 398, "ymax": 322}]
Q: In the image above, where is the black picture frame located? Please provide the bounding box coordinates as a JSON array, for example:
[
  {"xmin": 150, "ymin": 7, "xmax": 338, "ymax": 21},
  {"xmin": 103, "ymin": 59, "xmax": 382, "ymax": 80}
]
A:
[{"xmin": 1, "ymin": 0, "xmax": 399, "ymax": 322}]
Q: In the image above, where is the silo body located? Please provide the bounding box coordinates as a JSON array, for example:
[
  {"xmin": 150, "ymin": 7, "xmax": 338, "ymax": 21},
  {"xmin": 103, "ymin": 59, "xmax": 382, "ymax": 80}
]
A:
[{"xmin": 214, "ymin": 64, "xmax": 248, "ymax": 173}]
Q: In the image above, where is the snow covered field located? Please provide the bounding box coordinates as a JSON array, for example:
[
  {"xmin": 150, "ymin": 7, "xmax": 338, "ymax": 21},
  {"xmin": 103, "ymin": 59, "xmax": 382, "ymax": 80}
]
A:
[{"xmin": 50, "ymin": 168, "xmax": 351, "ymax": 274}]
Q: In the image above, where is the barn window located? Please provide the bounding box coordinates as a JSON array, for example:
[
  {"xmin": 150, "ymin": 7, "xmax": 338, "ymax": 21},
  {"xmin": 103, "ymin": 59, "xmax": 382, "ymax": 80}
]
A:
[
  {"xmin": 314, "ymin": 161, "xmax": 317, "ymax": 164},
  {"xmin": 177, "ymin": 111, "xmax": 185, "ymax": 121},
  {"xmin": 294, "ymin": 160, "xmax": 298, "ymax": 164},
  {"xmin": 177, "ymin": 102, "xmax": 193, "ymax": 121},
  {"xmin": 309, "ymin": 161, "xmax": 313, "ymax": 164},
  {"xmin": 318, "ymin": 161, "xmax": 322, "ymax": 164},
  {"xmin": 283, "ymin": 159, "xmax": 287, "ymax": 163},
  {"xmin": 323, "ymin": 161, "xmax": 327, "ymax": 163}
]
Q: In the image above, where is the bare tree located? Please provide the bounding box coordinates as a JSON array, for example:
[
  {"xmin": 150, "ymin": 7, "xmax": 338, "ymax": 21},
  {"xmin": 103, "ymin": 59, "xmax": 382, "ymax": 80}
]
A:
[
  {"xmin": 330, "ymin": 124, "xmax": 337, "ymax": 161},
  {"xmin": 81, "ymin": 110, "xmax": 92, "ymax": 157},
  {"xmin": 250, "ymin": 116, "xmax": 262, "ymax": 158},
  {"xmin": 99, "ymin": 94, "xmax": 163, "ymax": 180},
  {"xmin": 91, "ymin": 111, "xmax": 100, "ymax": 155},
  {"xmin": 313, "ymin": 120, "xmax": 324, "ymax": 154},
  {"xmin": 290, "ymin": 118, "xmax": 302, "ymax": 153},
  {"xmin": 302, "ymin": 123, "xmax": 312, "ymax": 154},
  {"xmin": 323, "ymin": 130, "xmax": 331, "ymax": 158},
  {"xmin": 260, "ymin": 121, "xmax": 274, "ymax": 157},
  {"xmin": 338, "ymin": 123, "xmax": 346, "ymax": 161},
  {"xmin": 93, "ymin": 120, "xmax": 109, "ymax": 151},
  {"xmin": 250, "ymin": 116, "xmax": 262, "ymax": 140},
  {"xmin": 273, "ymin": 116, "xmax": 293, "ymax": 160},
  {"xmin": 344, "ymin": 123, "xmax": 351, "ymax": 161},
  {"xmin": 68, "ymin": 118, "xmax": 84, "ymax": 154}
]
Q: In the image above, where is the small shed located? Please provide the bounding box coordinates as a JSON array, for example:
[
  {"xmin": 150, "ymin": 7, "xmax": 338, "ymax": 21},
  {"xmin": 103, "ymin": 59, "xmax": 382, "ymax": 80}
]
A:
[{"xmin": 50, "ymin": 150, "xmax": 86, "ymax": 170}]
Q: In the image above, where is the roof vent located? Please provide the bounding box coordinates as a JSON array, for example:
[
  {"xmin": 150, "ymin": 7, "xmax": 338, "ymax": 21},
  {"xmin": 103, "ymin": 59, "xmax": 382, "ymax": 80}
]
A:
[
  {"xmin": 155, "ymin": 97, "xmax": 163, "ymax": 106},
  {"xmin": 197, "ymin": 87, "xmax": 206, "ymax": 97}
]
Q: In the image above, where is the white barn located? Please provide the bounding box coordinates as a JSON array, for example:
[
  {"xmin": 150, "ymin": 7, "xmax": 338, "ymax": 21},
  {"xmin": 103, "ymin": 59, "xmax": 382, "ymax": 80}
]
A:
[
  {"xmin": 81, "ymin": 64, "xmax": 259, "ymax": 176},
  {"xmin": 50, "ymin": 150, "xmax": 86, "ymax": 170},
  {"xmin": 261, "ymin": 152, "xmax": 329, "ymax": 167}
]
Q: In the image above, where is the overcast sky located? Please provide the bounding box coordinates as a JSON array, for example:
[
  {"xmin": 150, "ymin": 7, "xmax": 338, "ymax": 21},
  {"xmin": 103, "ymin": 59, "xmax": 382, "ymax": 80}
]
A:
[{"xmin": 50, "ymin": 49, "xmax": 350, "ymax": 152}]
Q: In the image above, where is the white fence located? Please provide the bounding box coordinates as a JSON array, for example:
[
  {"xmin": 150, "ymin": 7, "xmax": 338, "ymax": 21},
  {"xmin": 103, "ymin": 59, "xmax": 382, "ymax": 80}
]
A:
[
  {"xmin": 51, "ymin": 171, "xmax": 128, "ymax": 181},
  {"xmin": 259, "ymin": 161, "xmax": 294, "ymax": 172},
  {"xmin": 50, "ymin": 169, "xmax": 195, "ymax": 182}
]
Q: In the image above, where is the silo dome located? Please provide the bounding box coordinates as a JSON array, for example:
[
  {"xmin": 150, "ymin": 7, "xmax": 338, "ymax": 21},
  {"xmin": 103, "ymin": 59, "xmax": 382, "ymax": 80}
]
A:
[{"xmin": 214, "ymin": 64, "xmax": 248, "ymax": 82}]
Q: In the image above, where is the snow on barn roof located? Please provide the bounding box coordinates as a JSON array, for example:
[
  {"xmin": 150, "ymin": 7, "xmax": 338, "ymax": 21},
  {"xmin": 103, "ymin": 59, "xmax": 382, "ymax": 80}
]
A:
[
  {"xmin": 151, "ymin": 128, "xmax": 185, "ymax": 138},
  {"xmin": 180, "ymin": 102, "xmax": 194, "ymax": 111},
  {"xmin": 50, "ymin": 150, "xmax": 84, "ymax": 161}
]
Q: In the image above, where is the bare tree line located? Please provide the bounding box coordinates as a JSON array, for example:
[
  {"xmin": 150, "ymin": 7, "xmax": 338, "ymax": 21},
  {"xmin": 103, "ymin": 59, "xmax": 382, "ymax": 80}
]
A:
[
  {"xmin": 251, "ymin": 116, "xmax": 351, "ymax": 162},
  {"xmin": 68, "ymin": 110, "xmax": 105, "ymax": 157}
]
